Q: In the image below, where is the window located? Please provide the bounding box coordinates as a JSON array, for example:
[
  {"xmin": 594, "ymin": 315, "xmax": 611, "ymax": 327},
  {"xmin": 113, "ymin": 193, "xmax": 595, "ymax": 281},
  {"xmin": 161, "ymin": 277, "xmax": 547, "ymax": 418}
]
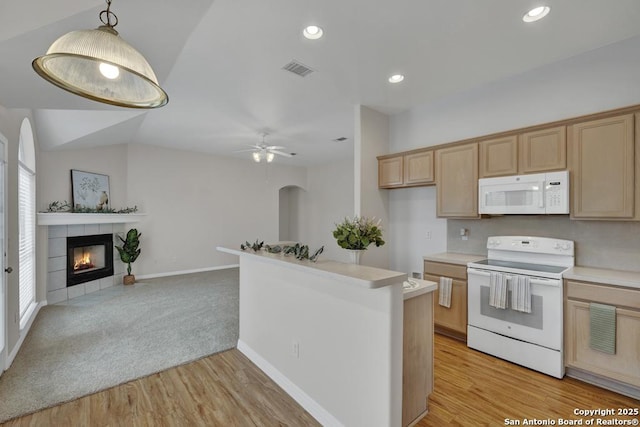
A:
[{"xmin": 18, "ymin": 118, "xmax": 36, "ymax": 325}]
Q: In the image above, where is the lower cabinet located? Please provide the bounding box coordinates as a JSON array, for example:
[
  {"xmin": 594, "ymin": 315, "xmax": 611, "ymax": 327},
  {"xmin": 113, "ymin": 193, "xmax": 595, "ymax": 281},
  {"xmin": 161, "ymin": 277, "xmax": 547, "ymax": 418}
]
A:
[
  {"xmin": 564, "ymin": 280, "xmax": 640, "ymax": 390},
  {"xmin": 424, "ymin": 261, "xmax": 468, "ymax": 340},
  {"xmin": 402, "ymin": 291, "xmax": 434, "ymax": 427}
]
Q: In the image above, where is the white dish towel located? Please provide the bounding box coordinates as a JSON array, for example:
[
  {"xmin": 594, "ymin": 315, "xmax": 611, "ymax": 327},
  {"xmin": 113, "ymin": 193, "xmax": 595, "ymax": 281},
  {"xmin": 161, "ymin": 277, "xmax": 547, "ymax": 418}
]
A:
[
  {"xmin": 438, "ymin": 276, "xmax": 452, "ymax": 308},
  {"xmin": 489, "ymin": 272, "xmax": 507, "ymax": 309},
  {"xmin": 511, "ymin": 275, "xmax": 532, "ymax": 313}
]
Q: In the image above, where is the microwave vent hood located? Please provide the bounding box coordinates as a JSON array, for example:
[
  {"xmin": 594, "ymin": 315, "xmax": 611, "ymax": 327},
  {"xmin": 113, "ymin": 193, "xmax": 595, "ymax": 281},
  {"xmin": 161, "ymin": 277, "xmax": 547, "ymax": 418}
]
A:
[{"xmin": 478, "ymin": 171, "xmax": 569, "ymax": 215}]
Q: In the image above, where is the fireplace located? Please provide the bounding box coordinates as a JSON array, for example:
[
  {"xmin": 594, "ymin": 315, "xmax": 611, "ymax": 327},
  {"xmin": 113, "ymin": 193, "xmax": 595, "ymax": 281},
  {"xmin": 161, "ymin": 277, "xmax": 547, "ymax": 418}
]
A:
[{"xmin": 67, "ymin": 234, "xmax": 114, "ymax": 286}]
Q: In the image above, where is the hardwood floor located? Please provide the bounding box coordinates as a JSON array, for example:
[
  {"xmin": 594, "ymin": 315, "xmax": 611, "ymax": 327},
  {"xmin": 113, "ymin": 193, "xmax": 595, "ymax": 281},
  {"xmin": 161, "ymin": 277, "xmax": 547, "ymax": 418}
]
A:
[
  {"xmin": 3, "ymin": 334, "xmax": 638, "ymax": 426},
  {"xmin": 418, "ymin": 335, "xmax": 639, "ymax": 426},
  {"xmin": 2, "ymin": 350, "xmax": 320, "ymax": 427}
]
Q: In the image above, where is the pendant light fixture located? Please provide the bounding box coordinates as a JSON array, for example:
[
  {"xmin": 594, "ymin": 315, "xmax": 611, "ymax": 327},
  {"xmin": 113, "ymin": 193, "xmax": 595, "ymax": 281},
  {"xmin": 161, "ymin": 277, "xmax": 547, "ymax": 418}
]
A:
[{"xmin": 32, "ymin": 0, "xmax": 168, "ymax": 108}]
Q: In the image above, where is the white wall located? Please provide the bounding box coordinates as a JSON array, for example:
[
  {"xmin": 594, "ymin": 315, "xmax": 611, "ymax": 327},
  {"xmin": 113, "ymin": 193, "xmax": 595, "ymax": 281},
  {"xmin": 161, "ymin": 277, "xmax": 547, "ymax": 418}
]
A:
[
  {"xmin": 237, "ymin": 253, "xmax": 403, "ymax": 426},
  {"xmin": 36, "ymin": 144, "xmax": 129, "ymax": 212},
  {"xmin": 355, "ymin": 106, "xmax": 390, "ymax": 268},
  {"xmin": 296, "ymin": 159, "xmax": 354, "ymax": 263},
  {"xmin": 388, "ymin": 35, "xmax": 640, "ymax": 272},
  {"xmin": 125, "ymin": 144, "xmax": 306, "ymax": 276}
]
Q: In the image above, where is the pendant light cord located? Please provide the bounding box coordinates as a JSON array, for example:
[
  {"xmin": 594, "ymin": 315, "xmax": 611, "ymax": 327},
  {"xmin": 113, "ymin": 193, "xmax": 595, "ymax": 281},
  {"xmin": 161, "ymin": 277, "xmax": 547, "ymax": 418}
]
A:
[{"xmin": 99, "ymin": 0, "xmax": 119, "ymax": 28}]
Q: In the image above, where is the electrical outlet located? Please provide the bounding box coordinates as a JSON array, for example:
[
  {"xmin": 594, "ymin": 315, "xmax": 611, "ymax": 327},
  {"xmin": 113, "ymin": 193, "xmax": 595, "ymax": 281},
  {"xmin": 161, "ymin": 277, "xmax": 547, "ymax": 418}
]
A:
[
  {"xmin": 292, "ymin": 341, "xmax": 299, "ymax": 359},
  {"xmin": 425, "ymin": 230, "xmax": 432, "ymax": 240}
]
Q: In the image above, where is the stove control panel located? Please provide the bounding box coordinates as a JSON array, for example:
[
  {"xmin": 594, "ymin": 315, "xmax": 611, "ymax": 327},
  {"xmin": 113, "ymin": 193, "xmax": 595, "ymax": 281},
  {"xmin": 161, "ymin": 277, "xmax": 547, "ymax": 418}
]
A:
[{"xmin": 486, "ymin": 236, "xmax": 574, "ymax": 256}]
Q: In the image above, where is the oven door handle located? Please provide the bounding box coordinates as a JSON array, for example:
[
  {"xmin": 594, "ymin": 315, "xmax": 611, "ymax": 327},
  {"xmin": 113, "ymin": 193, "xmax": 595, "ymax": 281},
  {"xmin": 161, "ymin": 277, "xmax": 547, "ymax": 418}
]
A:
[{"xmin": 467, "ymin": 268, "xmax": 561, "ymax": 287}]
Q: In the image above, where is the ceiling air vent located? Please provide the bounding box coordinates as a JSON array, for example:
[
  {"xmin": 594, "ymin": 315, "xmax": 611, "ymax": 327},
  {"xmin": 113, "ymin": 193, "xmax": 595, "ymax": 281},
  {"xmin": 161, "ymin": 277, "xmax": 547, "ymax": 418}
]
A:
[{"xmin": 282, "ymin": 60, "xmax": 315, "ymax": 77}]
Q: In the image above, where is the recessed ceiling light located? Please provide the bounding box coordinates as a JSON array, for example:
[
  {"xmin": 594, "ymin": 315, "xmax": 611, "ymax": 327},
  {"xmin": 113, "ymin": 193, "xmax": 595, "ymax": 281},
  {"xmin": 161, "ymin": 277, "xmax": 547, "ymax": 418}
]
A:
[
  {"xmin": 388, "ymin": 74, "xmax": 404, "ymax": 83},
  {"xmin": 303, "ymin": 25, "xmax": 323, "ymax": 40},
  {"xmin": 523, "ymin": 6, "xmax": 550, "ymax": 22}
]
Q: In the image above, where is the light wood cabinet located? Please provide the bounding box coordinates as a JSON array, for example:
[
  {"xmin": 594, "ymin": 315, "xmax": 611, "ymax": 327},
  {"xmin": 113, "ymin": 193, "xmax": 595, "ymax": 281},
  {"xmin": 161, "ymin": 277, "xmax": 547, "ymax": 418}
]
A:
[
  {"xmin": 402, "ymin": 291, "xmax": 434, "ymax": 427},
  {"xmin": 518, "ymin": 126, "xmax": 566, "ymax": 173},
  {"xmin": 378, "ymin": 156, "xmax": 404, "ymax": 188},
  {"xmin": 569, "ymin": 114, "xmax": 637, "ymax": 219},
  {"xmin": 404, "ymin": 150, "xmax": 434, "ymax": 185},
  {"xmin": 435, "ymin": 143, "xmax": 479, "ymax": 218},
  {"xmin": 479, "ymin": 135, "xmax": 518, "ymax": 178},
  {"xmin": 378, "ymin": 150, "xmax": 434, "ymax": 188},
  {"xmin": 565, "ymin": 280, "xmax": 640, "ymax": 389},
  {"xmin": 424, "ymin": 261, "xmax": 468, "ymax": 340}
]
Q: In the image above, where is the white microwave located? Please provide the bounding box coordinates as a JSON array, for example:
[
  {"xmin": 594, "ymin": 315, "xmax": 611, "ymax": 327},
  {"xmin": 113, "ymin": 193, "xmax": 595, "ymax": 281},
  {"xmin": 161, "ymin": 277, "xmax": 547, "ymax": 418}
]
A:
[{"xmin": 478, "ymin": 171, "xmax": 569, "ymax": 215}]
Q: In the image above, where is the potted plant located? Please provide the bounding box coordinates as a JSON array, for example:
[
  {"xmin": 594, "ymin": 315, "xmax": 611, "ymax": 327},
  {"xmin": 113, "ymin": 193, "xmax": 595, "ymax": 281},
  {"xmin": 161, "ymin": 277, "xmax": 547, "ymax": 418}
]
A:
[
  {"xmin": 332, "ymin": 216, "xmax": 385, "ymax": 264},
  {"xmin": 115, "ymin": 228, "xmax": 141, "ymax": 285}
]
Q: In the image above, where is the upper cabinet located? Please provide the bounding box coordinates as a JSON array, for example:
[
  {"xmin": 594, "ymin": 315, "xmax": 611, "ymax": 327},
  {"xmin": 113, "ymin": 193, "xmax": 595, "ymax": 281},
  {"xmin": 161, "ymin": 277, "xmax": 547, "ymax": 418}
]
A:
[
  {"xmin": 378, "ymin": 150, "xmax": 434, "ymax": 189},
  {"xmin": 479, "ymin": 135, "xmax": 518, "ymax": 178},
  {"xmin": 478, "ymin": 127, "xmax": 567, "ymax": 178},
  {"xmin": 436, "ymin": 143, "xmax": 479, "ymax": 218},
  {"xmin": 378, "ymin": 105, "xmax": 639, "ymax": 221},
  {"xmin": 518, "ymin": 126, "xmax": 567, "ymax": 173},
  {"xmin": 569, "ymin": 114, "xmax": 638, "ymax": 220},
  {"xmin": 404, "ymin": 150, "xmax": 434, "ymax": 185},
  {"xmin": 378, "ymin": 156, "xmax": 404, "ymax": 188}
]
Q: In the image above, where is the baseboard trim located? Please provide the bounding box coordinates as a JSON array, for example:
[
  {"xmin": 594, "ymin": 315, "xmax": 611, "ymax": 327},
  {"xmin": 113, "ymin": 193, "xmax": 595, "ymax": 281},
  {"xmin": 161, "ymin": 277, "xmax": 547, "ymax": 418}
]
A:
[
  {"xmin": 237, "ymin": 339, "xmax": 343, "ymax": 427},
  {"xmin": 6, "ymin": 300, "xmax": 46, "ymax": 370},
  {"xmin": 137, "ymin": 264, "xmax": 239, "ymax": 280},
  {"xmin": 566, "ymin": 367, "xmax": 640, "ymax": 400}
]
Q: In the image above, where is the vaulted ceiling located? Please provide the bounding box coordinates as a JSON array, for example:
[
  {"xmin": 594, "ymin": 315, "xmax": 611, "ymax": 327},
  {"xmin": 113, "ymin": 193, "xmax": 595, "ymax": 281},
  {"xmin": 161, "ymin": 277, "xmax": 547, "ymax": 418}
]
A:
[{"xmin": 2, "ymin": 0, "xmax": 640, "ymax": 165}]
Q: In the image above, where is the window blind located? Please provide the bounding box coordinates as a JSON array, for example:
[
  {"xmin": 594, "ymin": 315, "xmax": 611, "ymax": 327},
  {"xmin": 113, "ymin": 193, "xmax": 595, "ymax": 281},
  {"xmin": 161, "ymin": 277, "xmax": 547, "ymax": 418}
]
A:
[{"xmin": 18, "ymin": 163, "xmax": 35, "ymax": 319}]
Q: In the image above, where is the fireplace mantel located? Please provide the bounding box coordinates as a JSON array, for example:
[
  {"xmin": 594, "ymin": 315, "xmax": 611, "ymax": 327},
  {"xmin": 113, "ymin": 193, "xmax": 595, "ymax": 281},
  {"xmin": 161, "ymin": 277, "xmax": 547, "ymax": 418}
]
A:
[{"xmin": 37, "ymin": 212, "xmax": 146, "ymax": 226}]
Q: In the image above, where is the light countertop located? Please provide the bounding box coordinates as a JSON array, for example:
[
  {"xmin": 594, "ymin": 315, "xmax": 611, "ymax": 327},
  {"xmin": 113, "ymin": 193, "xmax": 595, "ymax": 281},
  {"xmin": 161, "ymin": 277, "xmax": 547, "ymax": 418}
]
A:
[
  {"xmin": 403, "ymin": 278, "xmax": 437, "ymax": 300},
  {"xmin": 217, "ymin": 246, "xmax": 407, "ymax": 289},
  {"xmin": 423, "ymin": 252, "xmax": 486, "ymax": 266},
  {"xmin": 563, "ymin": 266, "xmax": 640, "ymax": 290}
]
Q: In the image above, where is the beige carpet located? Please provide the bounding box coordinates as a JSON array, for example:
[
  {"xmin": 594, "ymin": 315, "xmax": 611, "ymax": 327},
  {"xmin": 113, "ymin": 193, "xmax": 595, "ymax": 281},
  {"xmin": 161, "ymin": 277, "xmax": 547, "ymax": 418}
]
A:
[{"xmin": 0, "ymin": 268, "xmax": 239, "ymax": 423}]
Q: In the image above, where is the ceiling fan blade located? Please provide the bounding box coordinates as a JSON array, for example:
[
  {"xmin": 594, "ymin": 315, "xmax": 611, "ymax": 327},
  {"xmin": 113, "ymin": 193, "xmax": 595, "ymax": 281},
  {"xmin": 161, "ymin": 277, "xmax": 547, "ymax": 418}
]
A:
[
  {"xmin": 233, "ymin": 149, "xmax": 257, "ymax": 153},
  {"xmin": 266, "ymin": 145, "xmax": 285, "ymax": 150},
  {"xmin": 270, "ymin": 150, "xmax": 293, "ymax": 158}
]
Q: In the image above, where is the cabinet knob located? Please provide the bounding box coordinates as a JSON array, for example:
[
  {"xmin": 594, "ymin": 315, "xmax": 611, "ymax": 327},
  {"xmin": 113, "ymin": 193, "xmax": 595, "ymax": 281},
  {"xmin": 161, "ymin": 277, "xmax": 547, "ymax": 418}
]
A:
[{"xmin": 4, "ymin": 267, "xmax": 12, "ymax": 274}]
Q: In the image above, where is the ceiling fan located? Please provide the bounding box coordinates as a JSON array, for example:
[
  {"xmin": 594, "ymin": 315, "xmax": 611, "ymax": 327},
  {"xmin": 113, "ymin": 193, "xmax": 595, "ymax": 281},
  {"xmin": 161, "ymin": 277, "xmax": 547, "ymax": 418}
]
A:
[{"xmin": 237, "ymin": 133, "xmax": 293, "ymax": 163}]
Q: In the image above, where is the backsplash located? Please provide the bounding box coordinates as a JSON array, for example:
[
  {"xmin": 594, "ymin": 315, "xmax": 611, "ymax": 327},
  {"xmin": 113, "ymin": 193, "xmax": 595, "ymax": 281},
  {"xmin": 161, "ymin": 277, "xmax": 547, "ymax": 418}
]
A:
[{"xmin": 447, "ymin": 216, "xmax": 640, "ymax": 273}]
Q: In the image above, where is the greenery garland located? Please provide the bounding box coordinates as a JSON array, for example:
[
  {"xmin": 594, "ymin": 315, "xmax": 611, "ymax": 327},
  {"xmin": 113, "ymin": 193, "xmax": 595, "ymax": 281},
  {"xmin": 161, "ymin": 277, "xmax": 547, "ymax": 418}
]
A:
[{"xmin": 44, "ymin": 200, "xmax": 139, "ymax": 214}]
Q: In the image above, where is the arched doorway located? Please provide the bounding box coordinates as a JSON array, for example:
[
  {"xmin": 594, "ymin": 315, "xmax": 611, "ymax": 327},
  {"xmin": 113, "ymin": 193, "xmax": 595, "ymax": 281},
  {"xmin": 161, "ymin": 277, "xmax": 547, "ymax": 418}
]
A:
[{"xmin": 278, "ymin": 185, "xmax": 306, "ymax": 242}]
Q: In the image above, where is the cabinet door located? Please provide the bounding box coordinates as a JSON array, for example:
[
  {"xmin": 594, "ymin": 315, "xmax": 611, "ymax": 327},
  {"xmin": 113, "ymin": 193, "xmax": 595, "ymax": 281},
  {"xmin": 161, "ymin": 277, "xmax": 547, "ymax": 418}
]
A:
[
  {"xmin": 436, "ymin": 143, "xmax": 479, "ymax": 218},
  {"xmin": 378, "ymin": 156, "xmax": 404, "ymax": 188},
  {"xmin": 518, "ymin": 126, "xmax": 566, "ymax": 173},
  {"xmin": 424, "ymin": 274, "xmax": 467, "ymax": 337},
  {"xmin": 569, "ymin": 114, "xmax": 635, "ymax": 219},
  {"xmin": 565, "ymin": 300, "xmax": 640, "ymax": 387},
  {"xmin": 479, "ymin": 135, "xmax": 518, "ymax": 178},
  {"xmin": 402, "ymin": 292, "xmax": 433, "ymax": 427},
  {"xmin": 404, "ymin": 150, "xmax": 434, "ymax": 185}
]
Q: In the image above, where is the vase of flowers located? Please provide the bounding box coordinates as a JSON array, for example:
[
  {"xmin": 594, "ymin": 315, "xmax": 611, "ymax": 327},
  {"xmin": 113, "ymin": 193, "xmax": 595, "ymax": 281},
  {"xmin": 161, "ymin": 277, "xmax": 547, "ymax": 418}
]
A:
[{"xmin": 332, "ymin": 216, "xmax": 385, "ymax": 264}]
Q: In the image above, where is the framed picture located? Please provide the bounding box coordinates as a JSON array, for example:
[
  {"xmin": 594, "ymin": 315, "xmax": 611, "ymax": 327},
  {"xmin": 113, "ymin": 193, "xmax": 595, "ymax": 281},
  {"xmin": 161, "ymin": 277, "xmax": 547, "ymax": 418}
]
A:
[{"xmin": 70, "ymin": 170, "xmax": 110, "ymax": 211}]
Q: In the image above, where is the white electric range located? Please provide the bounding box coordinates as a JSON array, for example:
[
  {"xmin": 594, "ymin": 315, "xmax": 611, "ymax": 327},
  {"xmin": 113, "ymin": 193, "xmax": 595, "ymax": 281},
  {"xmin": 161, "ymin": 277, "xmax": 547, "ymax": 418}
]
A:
[{"xmin": 466, "ymin": 236, "xmax": 574, "ymax": 378}]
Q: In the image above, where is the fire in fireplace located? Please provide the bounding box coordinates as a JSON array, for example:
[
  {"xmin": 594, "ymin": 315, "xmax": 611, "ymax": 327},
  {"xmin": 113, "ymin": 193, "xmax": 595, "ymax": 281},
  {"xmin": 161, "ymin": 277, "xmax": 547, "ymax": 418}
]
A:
[{"xmin": 67, "ymin": 234, "xmax": 114, "ymax": 286}]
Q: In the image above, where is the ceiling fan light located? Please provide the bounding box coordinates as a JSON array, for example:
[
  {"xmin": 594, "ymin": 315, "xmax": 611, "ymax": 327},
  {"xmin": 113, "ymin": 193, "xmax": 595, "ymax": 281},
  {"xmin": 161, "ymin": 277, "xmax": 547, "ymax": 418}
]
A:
[
  {"xmin": 32, "ymin": 1, "xmax": 168, "ymax": 108},
  {"xmin": 252, "ymin": 151, "xmax": 262, "ymax": 162},
  {"xmin": 266, "ymin": 152, "xmax": 275, "ymax": 163}
]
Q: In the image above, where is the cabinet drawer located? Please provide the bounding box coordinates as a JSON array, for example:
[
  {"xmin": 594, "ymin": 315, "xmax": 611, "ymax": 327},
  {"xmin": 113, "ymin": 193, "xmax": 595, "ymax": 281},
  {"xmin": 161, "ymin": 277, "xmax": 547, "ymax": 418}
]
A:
[
  {"xmin": 566, "ymin": 280, "xmax": 640, "ymax": 310},
  {"xmin": 424, "ymin": 261, "xmax": 467, "ymax": 280}
]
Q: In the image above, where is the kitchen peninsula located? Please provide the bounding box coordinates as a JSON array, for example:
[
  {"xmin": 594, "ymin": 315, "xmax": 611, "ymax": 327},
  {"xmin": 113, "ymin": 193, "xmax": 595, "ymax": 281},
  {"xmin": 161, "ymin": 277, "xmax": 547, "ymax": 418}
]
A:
[{"xmin": 217, "ymin": 246, "xmax": 435, "ymax": 427}]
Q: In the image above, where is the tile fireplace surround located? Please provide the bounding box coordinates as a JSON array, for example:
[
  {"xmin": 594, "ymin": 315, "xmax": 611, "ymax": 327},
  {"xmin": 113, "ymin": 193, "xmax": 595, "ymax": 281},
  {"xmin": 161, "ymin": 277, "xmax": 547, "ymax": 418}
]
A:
[
  {"xmin": 46, "ymin": 223, "xmax": 127, "ymax": 304},
  {"xmin": 39, "ymin": 213, "xmax": 145, "ymax": 303}
]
